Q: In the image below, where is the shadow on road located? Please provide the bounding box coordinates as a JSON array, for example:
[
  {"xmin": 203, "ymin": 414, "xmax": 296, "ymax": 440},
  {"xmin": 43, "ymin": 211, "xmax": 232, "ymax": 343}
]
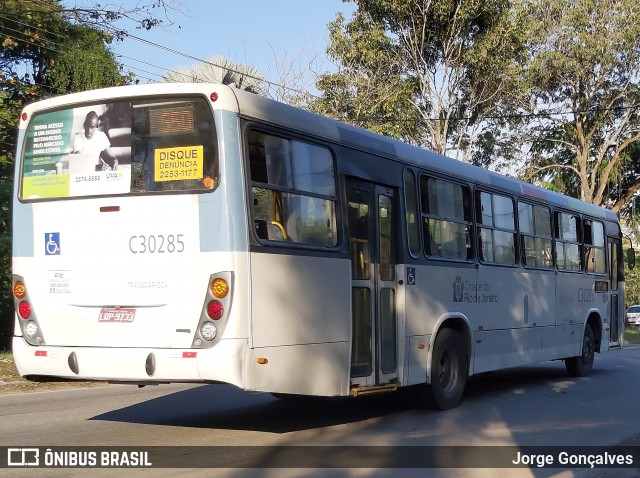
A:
[
  {"xmin": 92, "ymin": 384, "xmax": 417, "ymax": 433},
  {"xmin": 91, "ymin": 361, "xmax": 588, "ymax": 433}
]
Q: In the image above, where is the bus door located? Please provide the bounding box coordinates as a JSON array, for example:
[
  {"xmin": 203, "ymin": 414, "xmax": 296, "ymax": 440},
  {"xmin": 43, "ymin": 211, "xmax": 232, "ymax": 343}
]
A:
[
  {"xmin": 608, "ymin": 237, "xmax": 623, "ymax": 347},
  {"xmin": 347, "ymin": 180, "xmax": 398, "ymax": 388}
]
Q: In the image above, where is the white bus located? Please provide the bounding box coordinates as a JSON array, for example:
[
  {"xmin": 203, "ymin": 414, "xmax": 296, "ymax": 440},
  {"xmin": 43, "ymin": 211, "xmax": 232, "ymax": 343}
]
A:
[{"xmin": 11, "ymin": 83, "xmax": 626, "ymax": 409}]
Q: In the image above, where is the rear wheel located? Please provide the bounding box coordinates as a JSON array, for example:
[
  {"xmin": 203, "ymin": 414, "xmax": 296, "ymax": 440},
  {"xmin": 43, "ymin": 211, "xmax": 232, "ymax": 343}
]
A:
[
  {"xmin": 271, "ymin": 393, "xmax": 329, "ymax": 403},
  {"xmin": 565, "ymin": 323, "xmax": 595, "ymax": 377},
  {"xmin": 271, "ymin": 393, "xmax": 305, "ymax": 401},
  {"xmin": 430, "ymin": 329, "xmax": 468, "ymax": 410}
]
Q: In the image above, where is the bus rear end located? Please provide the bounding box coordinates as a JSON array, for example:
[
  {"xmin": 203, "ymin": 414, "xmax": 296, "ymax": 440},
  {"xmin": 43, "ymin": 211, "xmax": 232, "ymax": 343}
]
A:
[{"xmin": 11, "ymin": 84, "xmax": 249, "ymax": 387}]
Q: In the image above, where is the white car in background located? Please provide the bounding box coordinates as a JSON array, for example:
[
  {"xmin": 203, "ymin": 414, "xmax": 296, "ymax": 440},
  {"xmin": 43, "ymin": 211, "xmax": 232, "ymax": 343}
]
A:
[{"xmin": 626, "ymin": 305, "xmax": 640, "ymax": 326}]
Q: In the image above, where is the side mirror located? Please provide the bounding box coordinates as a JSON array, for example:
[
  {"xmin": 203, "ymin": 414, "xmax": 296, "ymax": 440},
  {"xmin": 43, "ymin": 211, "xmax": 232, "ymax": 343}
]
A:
[{"xmin": 627, "ymin": 248, "xmax": 636, "ymax": 270}]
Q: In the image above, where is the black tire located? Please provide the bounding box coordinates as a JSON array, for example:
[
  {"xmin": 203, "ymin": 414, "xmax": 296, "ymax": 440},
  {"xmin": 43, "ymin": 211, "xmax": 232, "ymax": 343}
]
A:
[
  {"xmin": 271, "ymin": 392, "xmax": 304, "ymax": 401},
  {"xmin": 565, "ymin": 323, "xmax": 595, "ymax": 377},
  {"xmin": 430, "ymin": 329, "xmax": 468, "ymax": 410},
  {"xmin": 271, "ymin": 393, "xmax": 329, "ymax": 403}
]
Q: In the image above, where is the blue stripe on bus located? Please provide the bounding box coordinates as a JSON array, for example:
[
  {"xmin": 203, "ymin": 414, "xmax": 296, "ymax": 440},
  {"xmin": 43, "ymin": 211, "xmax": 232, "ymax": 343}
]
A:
[
  {"xmin": 198, "ymin": 110, "xmax": 248, "ymax": 253},
  {"xmin": 12, "ymin": 200, "xmax": 34, "ymax": 257},
  {"xmin": 12, "ymin": 131, "xmax": 35, "ymax": 257}
]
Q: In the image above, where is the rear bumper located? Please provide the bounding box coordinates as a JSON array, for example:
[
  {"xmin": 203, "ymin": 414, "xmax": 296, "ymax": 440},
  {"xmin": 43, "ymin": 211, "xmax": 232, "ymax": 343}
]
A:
[{"xmin": 12, "ymin": 336, "xmax": 248, "ymax": 388}]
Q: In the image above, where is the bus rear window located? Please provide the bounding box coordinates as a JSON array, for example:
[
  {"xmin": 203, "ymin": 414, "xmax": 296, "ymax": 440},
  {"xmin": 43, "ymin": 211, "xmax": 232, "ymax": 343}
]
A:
[{"xmin": 20, "ymin": 96, "xmax": 218, "ymax": 200}]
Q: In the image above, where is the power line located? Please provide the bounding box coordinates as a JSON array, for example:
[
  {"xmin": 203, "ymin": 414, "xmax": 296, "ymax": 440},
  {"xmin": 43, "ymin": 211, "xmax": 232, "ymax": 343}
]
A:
[
  {"xmin": 115, "ymin": 54, "xmax": 211, "ymax": 83},
  {"xmin": 0, "ymin": 12, "xmax": 66, "ymax": 40},
  {"xmin": 118, "ymin": 62, "xmax": 164, "ymax": 81},
  {"xmin": 3, "ymin": 12, "xmax": 640, "ymax": 124},
  {"xmin": 0, "ymin": 26, "xmax": 161, "ymax": 86},
  {"xmin": 102, "ymin": 24, "xmax": 310, "ymax": 96},
  {"xmin": 1, "ymin": 12, "xmax": 308, "ymax": 95},
  {"xmin": 0, "ymin": 26, "xmax": 183, "ymax": 86},
  {"xmin": 0, "ymin": 27, "xmax": 60, "ymax": 56},
  {"xmin": 0, "ymin": 13, "xmax": 184, "ymax": 81}
]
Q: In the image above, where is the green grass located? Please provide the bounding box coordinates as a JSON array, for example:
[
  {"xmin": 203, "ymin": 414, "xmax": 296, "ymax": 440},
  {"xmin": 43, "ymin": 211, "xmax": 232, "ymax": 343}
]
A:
[
  {"xmin": 625, "ymin": 325, "xmax": 640, "ymax": 345},
  {"xmin": 0, "ymin": 349, "xmax": 21, "ymax": 384}
]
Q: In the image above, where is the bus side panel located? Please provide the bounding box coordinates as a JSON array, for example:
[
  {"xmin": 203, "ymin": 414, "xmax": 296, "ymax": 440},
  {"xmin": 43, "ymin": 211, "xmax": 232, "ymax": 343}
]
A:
[
  {"xmin": 246, "ymin": 343, "xmax": 350, "ymax": 396},
  {"xmin": 403, "ymin": 263, "xmax": 477, "ymax": 381},
  {"xmin": 473, "ymin": 267, "xmax": 554, "ymax": 373},
  {"xmin": 404, "ymin": 264, "xmax": 477, "ymax": 336},
  {"xmin": 404, "ymin": 335, "xmax": 431, "ymax": 385},
  {"xmin": 474, "ymin": 329, "xmax": 542, "ymax": 372},
  {"xmin": 556, "ymin": 273, "xmax": 605, "ymax": 358},
  {"xmin": 615, "ymin": 287, "xmax": 625, "ymax": 347},
  {"xmin": 248, "ymin": 252, "xmax": 351, "ymax": 396}
]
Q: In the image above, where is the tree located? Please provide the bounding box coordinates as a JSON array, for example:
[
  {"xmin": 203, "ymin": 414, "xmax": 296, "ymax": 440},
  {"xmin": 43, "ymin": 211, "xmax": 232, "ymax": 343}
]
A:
[
  {"xmin": 263, "ymin": 41, "xmax": 321, "ymax": 108},
  {"xmin": 515, "ymin": 0, "xmax": 640, "ymax": 213},
  {"xmin": 625, "ymin": 261, "xmax": 640, "ymax": 309},
  {"xmin": 163, "ymin": 55, "xmax": 264, "ymax": 94},
  {"xmin": 313, "ymin": 11, "xmax": 421, "ymax": 142},
  {"xmin": 1, "ymin": 0, "xmax": 179, "ymax": 39},
  {"xmin": 0, "ymin": 118, "xmax": 11, "ymax": 351},
  {"xmin": 313, "ymin": 0, "xmax": 524, "ymax": 162},
  {"xmin": 47, "ymin": 25, "xmax": 131, "ymax": 93}
]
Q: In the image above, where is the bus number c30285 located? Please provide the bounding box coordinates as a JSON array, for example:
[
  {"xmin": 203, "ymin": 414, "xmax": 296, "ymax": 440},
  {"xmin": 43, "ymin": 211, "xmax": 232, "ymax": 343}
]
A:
[{"xmin": 129, "ymin": 234, "xmax": 185, "ymax": 254}]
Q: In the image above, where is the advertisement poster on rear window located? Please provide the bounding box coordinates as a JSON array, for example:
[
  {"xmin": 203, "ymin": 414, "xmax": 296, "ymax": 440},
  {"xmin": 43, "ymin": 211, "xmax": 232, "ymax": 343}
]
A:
[{"xmin": 21, "ymin": 102, "xmax": 132, "ymax": 199}]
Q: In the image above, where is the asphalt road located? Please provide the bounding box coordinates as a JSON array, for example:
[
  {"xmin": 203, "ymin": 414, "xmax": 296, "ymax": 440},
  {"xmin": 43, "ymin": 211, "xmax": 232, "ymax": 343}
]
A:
[{"xmin": 1, "ymin": 346, "xmax": 639, "ymax": 478}]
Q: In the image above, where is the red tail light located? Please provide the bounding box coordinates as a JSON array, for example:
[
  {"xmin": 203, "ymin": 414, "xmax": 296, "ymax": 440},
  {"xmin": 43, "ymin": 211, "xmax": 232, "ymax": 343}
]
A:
[
  {"xmin": 206, "ymin": 300, "xmax": 224, "ymax": 320},
  {"xmin": 18, "ymin": 301, "xmax": 31, "ymax": 319}
]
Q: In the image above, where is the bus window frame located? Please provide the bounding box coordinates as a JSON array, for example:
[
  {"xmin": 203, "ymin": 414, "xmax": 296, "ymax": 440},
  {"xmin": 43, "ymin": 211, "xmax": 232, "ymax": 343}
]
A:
[
  {"xmin": 474, "ymin": 187, "xmax": 518, "ymax": 268},
  {"xmin": 17, "ymin": 94, "xmax": 220, "ymax": 203},
  {"xmin": 419, "ymin": 173, "xmax": 475, "ymax": 263},
  {"xmin": 583, "ymin": 217, "xmax": 608, "ymax": 276},
  {"xmin": 517, "ymin": 200, "xmax": 554, "ymax": 271},
  {"xmin": 554, "ymin": 210, "xmax": 584, "ymax": 273},
  {"xmin": 403, "ymin": 167, "xmax": 422, "ymax": 259},
  {"xmin": 242, "ymin": 123, "xmax": 342, "ymax": 251}
]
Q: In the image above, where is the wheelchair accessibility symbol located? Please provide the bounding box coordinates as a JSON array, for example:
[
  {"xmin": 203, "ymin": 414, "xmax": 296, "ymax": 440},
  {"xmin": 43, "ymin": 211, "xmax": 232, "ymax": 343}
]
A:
[
  {"xmin": 406, "ymin": 266, "xmax": 416, "ymax": 286},
  {"xmin": 45, "ymin": 233, "xmax": 61, "ymax": 255}
]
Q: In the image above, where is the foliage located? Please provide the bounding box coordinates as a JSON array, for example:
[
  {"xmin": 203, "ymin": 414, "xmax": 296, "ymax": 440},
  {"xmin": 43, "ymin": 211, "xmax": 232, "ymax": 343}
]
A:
[
  {"xmin": 314, "ymin": 1, "xmax": 640, "ymax": 218},
  {"xmin": 3, "ymin": 0, "xmax": 178, "ymax": 40},
  {"xmin": 0, "ymin": 166, "xmax": 11, "ymax": 348},
  {"xmin": 313, "ymin": 11, "xmax": 421, "ymax": 142},
  {"xmin": 624, "ymin": 325, "xmax": 640, "ymax": 345},
  {"xmin": 624, "ymin": 247, "xmax": 640, "ymax": 307},
  {"xmin": 313, "ymin": 0, "xmax": 525, "ymax": 162},
  {"xmin": 516, "ymin": 0, "xmax": 640, "ymax": 213},
  {"xmin": 163, "ymin": 55, "xmax": 264, "ymax": 94},
  {"xmin": 47, "ymin": 26, "xmax": 131, "ymax": 92}
]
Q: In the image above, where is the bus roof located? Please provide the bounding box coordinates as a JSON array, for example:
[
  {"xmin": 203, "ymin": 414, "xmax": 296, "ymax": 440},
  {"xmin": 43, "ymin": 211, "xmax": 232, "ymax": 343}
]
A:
[
  {"xmin": 19, "ymin": 82, "xmax": 617, "ymax": 223},
  {"xmin": 232, "ymin": 87, "xmax": 617, "ymax": 223}
]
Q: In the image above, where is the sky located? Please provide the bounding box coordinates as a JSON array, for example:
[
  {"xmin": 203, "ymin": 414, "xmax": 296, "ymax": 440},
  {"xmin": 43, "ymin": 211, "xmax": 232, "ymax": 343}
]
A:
[{"xmin": 109, "ymin": 0, "xmax": 357, "ymax": 90}]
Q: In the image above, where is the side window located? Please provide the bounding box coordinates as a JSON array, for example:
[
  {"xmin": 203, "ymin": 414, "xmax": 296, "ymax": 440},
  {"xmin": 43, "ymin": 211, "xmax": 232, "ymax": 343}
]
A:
[
  {"xmin": 555, "ymin": 212, "xmax": 582, "ymax": 271},
  {"xmin": 518, "ymin": 202, "xmax": 553, "ymax": 269},
  {"xmin": 420, "ymin": 176, "xmax": 472, "ymax": 260},
  {"xmin": 476, "ymin": 190, "xmax": 516, "ymax": 265},
  {"xmin": 248, "ymin": 131, "xmax": 337, "ymax": 247},
  {"xmin": 584, "ymin": 219, "xmax": 606, "ymax": 274},
  {"xmin": 403, "ymin": 169, "xmax": 421, "ymax": 257}
]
